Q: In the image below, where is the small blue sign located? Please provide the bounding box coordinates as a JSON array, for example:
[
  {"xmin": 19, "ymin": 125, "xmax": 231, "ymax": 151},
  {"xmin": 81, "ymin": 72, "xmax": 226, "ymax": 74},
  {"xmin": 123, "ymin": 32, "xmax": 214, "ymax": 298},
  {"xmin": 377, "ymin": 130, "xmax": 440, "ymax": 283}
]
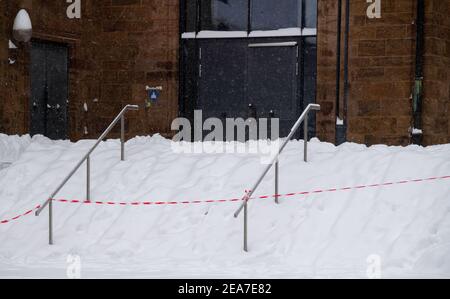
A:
[
  {"xmin": 148, "ymin": 89, "xmax": 160, "ymax": 102},
  {"xmin": 145, "ymin": 86, "xmax": 163, "ymax": 108}
]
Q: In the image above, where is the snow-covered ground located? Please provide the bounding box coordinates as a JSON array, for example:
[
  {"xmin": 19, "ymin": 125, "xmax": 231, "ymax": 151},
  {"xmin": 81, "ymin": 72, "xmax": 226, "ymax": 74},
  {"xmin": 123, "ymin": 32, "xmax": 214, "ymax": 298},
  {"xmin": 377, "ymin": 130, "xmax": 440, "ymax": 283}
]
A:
[
  {"xmin": 0, "ymin": 134, "xmax": 450, "ymax": 278},
  {"xmin": 0, "ymin": 133, "xmax": 31, "ymax": 163}
]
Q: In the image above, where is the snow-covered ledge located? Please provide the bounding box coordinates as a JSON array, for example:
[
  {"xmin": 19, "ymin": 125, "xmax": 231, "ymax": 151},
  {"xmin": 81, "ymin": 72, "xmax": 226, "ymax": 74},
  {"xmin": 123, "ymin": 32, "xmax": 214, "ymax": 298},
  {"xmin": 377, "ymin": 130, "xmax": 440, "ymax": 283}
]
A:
[
  {"xmin": 181, "ymin": 28, "xmax": 317, "ymax": 39},
  {"xmin": 196, "ymin": 31, "xmax": 248, "ymax": 39}
]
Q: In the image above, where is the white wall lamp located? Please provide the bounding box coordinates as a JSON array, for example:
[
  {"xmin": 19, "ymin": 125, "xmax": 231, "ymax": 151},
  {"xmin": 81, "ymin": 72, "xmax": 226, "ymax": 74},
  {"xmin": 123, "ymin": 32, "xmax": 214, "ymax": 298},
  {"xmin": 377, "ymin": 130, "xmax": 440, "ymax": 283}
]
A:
[{"xmin": 12, "ymin": 9, "xmax": 33, "ymax": 43}]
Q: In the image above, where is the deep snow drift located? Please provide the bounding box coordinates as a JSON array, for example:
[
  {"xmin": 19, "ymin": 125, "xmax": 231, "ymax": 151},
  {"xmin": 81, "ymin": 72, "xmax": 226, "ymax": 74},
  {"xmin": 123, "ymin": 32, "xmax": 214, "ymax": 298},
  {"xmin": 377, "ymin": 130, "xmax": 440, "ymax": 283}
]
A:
[
  {"xmin": 0, "ymin": 134, "xmax": 450, "ymax": 278},
  {"xmin": 0, "ymin": 133, "xmax": 31, "ymax": 163}
]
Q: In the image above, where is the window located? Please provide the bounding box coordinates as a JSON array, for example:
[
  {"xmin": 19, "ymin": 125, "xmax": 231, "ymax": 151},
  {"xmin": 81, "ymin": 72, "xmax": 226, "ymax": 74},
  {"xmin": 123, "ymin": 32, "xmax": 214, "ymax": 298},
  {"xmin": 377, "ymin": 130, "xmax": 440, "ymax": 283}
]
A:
[
  {"xmin": 183, "ymin": 0, "xmax": 197, "ymax": 32},
  {"xmin": 303, "ymin": 0, "xmax": 317, "ymax": 28},
  {"xmin": 182, "ymin": 0, "xmax": 317, "ymax": 35},
  {"xmin": 200, "ymin": 0, "xmax": 248, "ymax": 31},
  {"xmin": 251, "ymin": 0, "xmax": 301, "ymax": 31}
]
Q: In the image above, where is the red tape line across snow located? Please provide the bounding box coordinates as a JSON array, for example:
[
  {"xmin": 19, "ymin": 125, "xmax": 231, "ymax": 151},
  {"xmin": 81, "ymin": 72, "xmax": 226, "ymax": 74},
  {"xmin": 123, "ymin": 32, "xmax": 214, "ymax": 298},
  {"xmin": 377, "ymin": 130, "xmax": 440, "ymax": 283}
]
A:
[
  {"xmin": 0, "ymin": 204, "xmax": 41, "ymax": 225},
  {"xmin": 1, "ymin": 175, "xmax": 450, "ymax": 225}
]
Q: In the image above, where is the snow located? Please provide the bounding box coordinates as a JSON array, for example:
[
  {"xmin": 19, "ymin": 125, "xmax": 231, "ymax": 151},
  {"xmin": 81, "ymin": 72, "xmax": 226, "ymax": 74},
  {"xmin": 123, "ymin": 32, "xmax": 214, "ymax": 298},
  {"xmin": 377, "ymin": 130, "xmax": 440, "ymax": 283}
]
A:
[
  {"xmin": 181, "ymin": 32, "xmax": 196, "ymax": 39},
  {"xmin": 9, "ymin": 40, "xmax": 17, "ymax": 49},
  {"xmin": 0, "ymin": 134, "xmax": 31, "ymax": 163},
  {"xmin": 302, "ymin": 28, "xmax": 317, "ymax": 36},
  {"xmin": 249, "ymin": 28, "xmax": 302, "ymax": 38},
  {"xmin": 196, "ymin": 31, "xmax": 248, "ymax": 39},
  {"xmin": 411, "ymin": 128, "xmax": 423, "ymax": 135},
  {"xmin": 1, "ymin": 134, "xmax": 450, "ymax": 278},
  {"xmin": 13, "ymin": 9, "xmax": 32, "ymax": 31},
  {"xmin": 188, "ymin": 28, "xmax": 317, "ymax": 39}
]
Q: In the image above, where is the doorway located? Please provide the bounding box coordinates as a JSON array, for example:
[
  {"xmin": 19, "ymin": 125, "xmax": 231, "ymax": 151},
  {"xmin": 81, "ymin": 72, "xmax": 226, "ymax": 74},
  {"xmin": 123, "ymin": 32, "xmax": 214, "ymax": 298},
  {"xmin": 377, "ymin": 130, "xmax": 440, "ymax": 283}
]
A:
[
  {"xmin": 247, "ymin": 41, "xmax": 299, "ymax": 137},
  {"xmin": 30, "ymin": 40, "xmax": 69, "ymax": 140},
  {"xmin": 196, "ymin": 38, "xmax": 304, "ymax": 139}
]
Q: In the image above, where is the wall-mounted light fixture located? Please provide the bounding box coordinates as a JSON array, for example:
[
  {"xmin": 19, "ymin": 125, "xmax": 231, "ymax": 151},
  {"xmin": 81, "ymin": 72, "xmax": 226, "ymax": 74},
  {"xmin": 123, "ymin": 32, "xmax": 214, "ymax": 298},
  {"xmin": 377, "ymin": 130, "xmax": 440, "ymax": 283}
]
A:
[{"xmin": 12, "ymin": 9, "xmax": 32, "ymax": 43}]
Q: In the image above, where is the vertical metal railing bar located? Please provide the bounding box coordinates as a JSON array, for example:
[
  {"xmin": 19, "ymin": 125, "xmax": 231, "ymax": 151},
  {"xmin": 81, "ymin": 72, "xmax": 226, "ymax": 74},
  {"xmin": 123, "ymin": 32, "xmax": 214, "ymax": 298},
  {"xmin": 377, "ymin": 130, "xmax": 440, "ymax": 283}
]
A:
[
  {"xmin": 86, "ymin": 155, "xmax": 91, "ymax": 202},
  {"xmin": 234, "ymin": 104, "xmax": 320, "ymax": 252},
  {"xmin": 244, "ymin": 199, "xmax": 248, "ymax": 252},
  {"xmin": 304, "ymin": 113, "xmax": 308, "ymax": 162},
  {"xmin": 121, "ymin": 115, "xmax": 125, "ymax": 161},
  {"xmin": 275, "ymin": 161, "xmax": 279, "ymax": 204},
  {"xmin": 49, "ymin": 198, "xmax": 53, "ymax": 245},
  {"xmin": 35, "ymin": 104, "xmax": 139, "ymax": 245}
]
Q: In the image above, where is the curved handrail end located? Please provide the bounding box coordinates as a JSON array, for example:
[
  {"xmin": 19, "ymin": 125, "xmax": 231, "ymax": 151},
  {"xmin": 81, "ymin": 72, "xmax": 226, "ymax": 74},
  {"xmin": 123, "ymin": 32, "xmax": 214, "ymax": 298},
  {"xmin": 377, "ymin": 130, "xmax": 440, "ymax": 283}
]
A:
[
  {"xmin": 126, "ymin": 105, "xmax": 140, "ymax": 111},
  {"xmin": 309, "ymin": 104, "xmax": 321, "ymax": 111}
]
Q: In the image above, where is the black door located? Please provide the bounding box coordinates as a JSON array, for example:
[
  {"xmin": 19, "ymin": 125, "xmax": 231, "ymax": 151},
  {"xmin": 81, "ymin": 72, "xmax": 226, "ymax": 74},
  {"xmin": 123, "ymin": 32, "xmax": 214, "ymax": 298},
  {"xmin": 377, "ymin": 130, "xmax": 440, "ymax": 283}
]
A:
[
  {"xmin": 30, "ymin": 41, "xmax": 68, "ymax": 140},
  {"xmin": 197, "ymin": 38, "xmax": 301, "ymax": 140},
  {"xmin": 198, "ymin": 39, "xmax": 248, "ymax": 121},
  {"xmin": 247, "ymin": 41, "xmax": 299, "ymax": 138}
]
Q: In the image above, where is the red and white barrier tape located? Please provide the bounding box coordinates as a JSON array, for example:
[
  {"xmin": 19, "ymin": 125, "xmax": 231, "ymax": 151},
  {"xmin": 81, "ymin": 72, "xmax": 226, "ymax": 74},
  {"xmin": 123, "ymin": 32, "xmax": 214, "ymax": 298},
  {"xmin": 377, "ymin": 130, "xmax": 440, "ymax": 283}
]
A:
[
  {"xmin": 1, "ymin": 175, "xmax": 450, "ymax": 225},
  {"xmin": 0, "ymin": 204, "xmax": 41, "ymax": 225}
]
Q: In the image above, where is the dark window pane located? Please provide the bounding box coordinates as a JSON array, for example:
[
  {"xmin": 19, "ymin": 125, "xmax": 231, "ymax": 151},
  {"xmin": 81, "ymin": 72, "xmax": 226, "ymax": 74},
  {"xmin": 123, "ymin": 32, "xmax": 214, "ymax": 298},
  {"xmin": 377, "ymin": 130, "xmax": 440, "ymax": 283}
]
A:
[
  {"xmin": 251, "ymin": 0, "xmax": 301, "ymax": 31},
  {"xmin": 303, "ymin": 0, "xmax": 317, "ymax": 28},
  {"xmin": 181, "ymin": 40, "xmax": 198, "ymax": 120},
  {"xmin": 184, "ymin": 0, "xmax": 197, "ymax": 32},
  {"xmin": 200, "ymin": 0, "xmax": 248, "ymax": 31},
  {"xmin": 302, "ymin": 37, "xmax": 317, "ymax": 135}
]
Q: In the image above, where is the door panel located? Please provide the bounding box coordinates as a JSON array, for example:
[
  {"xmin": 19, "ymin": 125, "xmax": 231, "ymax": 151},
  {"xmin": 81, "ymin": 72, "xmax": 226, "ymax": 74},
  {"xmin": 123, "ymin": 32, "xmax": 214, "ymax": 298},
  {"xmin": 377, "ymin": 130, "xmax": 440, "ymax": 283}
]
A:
[
  {"xmin": 46, "ymin": 43, "xmax": 68, "ymax": 140},
  {"xmin": 302, "ymin": 37, "xmax": 317, "ymax": 138},
  {"xmin": 195, "ymin": 37, "xmax": 314, "ymax": 140},
  {"xmin": 30, "ymin": 41, "xmax": 68, "ymax": 140},
  {"xmin": 248, "ymin": 42, "xmax": 299, "ymax": 137},
  {"xmin": 30, "ymin": 42, "xmax": 47, "ymax": 136},
  {"xmin": 198, "ymin": 39, "xmax": 247, "ymax": 121}
]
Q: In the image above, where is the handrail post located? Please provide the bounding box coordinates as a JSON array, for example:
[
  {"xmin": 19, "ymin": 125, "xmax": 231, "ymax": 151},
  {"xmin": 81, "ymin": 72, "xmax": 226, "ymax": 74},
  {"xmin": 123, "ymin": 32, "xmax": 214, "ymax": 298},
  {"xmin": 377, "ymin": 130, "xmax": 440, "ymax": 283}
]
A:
[
  {"xmin": 275, "ymin": 161, "xmax": 279, "ymax": 204},
  {"xmin": 234, "ymin": 104, "xmax": 320, "ymax": 252},
  {"xmin": 49, "ymin": 198, "xmax": 53, "ymax": 245},
  {"xmin": 304, "ymin": 113, "xmax": 308, "ymax": 162},
  {"xmin": 86, "ymin": 155, "xmax": 91, "ymax": 202},
  {"xmin": 121, "ymin": 115, "xmax": 125, "ymax": 161},
  {"xmin": 244, "ymin": 199, "xmax": 248, "ymax": 252},
  {"xmin": 35, "ymin": 104, "xmax": 139, "ymax": 246}
]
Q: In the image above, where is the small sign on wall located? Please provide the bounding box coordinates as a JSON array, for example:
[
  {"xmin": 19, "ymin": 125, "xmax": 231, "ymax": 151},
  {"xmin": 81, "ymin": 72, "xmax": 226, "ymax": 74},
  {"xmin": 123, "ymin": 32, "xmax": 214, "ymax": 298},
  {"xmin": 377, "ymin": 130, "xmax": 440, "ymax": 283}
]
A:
[{"xmin": 145, "ymin": 86, "xmax": 163, "ymax": 108}]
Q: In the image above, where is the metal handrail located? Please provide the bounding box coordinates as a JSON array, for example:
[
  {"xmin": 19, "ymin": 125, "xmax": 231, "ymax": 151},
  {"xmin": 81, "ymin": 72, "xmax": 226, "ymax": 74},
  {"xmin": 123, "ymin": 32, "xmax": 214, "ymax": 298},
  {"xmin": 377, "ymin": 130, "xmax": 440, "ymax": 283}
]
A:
[
  {"xmin": 35, "ymin": 104, "xmax": 139, "ymax": 244},
  {"xmin": 234, "ymin": 103, "xmax": 321, "ymax": 252}
]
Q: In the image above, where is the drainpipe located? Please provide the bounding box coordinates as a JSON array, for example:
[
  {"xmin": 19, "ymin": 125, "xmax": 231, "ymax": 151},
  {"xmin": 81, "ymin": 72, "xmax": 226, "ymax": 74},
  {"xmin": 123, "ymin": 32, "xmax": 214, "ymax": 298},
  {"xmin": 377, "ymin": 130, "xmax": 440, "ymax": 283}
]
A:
[
  {"xmin": 412, "ymin": 0, "xmax": 424, "ymax": 145},
  {"xmin": 342, "ymin": 0, "xmax": 350, "ymax": 142},
  {"xmin": 335, "ymin": 0, "xmax": 345, "ymax": 145}
]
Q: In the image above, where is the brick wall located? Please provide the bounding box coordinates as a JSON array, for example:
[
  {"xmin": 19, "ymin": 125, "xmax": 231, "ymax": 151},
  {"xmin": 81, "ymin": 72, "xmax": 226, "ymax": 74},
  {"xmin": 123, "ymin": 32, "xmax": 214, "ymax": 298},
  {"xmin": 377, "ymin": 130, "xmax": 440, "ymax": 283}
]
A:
[
  {"xmin": 0, "ymin": 0, "xmax": 31, "ymax": 135},
  {"xmin": 0, "ymin": 0, "xmax": 179, "ymax": 140},
  {"xmin": 2, "ymin": 1, "xmax": 450, "ymax": 146},
  {"xmin": 0, "ymin": 0, "xmax": 5, "ymax": 133},
  {"xmin": 0, "ymin": 0, "xmax": 100, "ymax": 138},
  {"xmin": 347, "ymin": 0, "xmax": 416, "ymax": 145},
  {"xmin": 97, "ymin": 0, "xmax": 179, "ymax": 140},
  {"xmin": 317, "ymin": 0, "xmax": 416, "ymax": 146},
  {"xmin": 317, "ymin": 0, "xmax": 450, "ymax": 146},
  {"xmin": 316, "ymin": 0, "xmax": 338, "ymax": 143},
  {"xmin": 422, "ymin": 0, "xmax": 450, "ymax": 145}
]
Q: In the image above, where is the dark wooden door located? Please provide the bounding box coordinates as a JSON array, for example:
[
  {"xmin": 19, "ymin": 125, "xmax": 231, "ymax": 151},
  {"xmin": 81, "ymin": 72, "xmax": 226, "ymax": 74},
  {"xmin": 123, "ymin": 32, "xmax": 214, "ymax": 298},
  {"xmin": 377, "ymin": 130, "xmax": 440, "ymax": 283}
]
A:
[
  {"xmin": 247, "ymin": 41, "xmax": 299, "ymax": 138},
  {"xmin": 30, "ymin": 41, "xmax": 68, "ymax": 140}
]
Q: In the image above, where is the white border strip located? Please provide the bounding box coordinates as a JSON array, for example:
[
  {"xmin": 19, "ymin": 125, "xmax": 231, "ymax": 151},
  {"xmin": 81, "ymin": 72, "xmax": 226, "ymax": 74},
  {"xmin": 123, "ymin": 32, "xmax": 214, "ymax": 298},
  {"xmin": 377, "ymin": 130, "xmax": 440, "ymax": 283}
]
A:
[
  {"xmin": 249, "ymin": 28, "xmax": 302, "ymax": 38},
  {"xmin": 248, "ymin": 42, "xmax": 298, "ymax": 48},
  {"xmin": 302, "ymin": 28, "xmax": 317, "ymax": 36},
  {"xmin": 181, "ymin": 28, "xmax": 317, "ymax": 39},
  {"xmin": 181, "ymin": 32, "xmax": 196, "ymax": 39},
  {"xmin": 196, "ymin": 31, "xmax": 248, "ymax": 39}
]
